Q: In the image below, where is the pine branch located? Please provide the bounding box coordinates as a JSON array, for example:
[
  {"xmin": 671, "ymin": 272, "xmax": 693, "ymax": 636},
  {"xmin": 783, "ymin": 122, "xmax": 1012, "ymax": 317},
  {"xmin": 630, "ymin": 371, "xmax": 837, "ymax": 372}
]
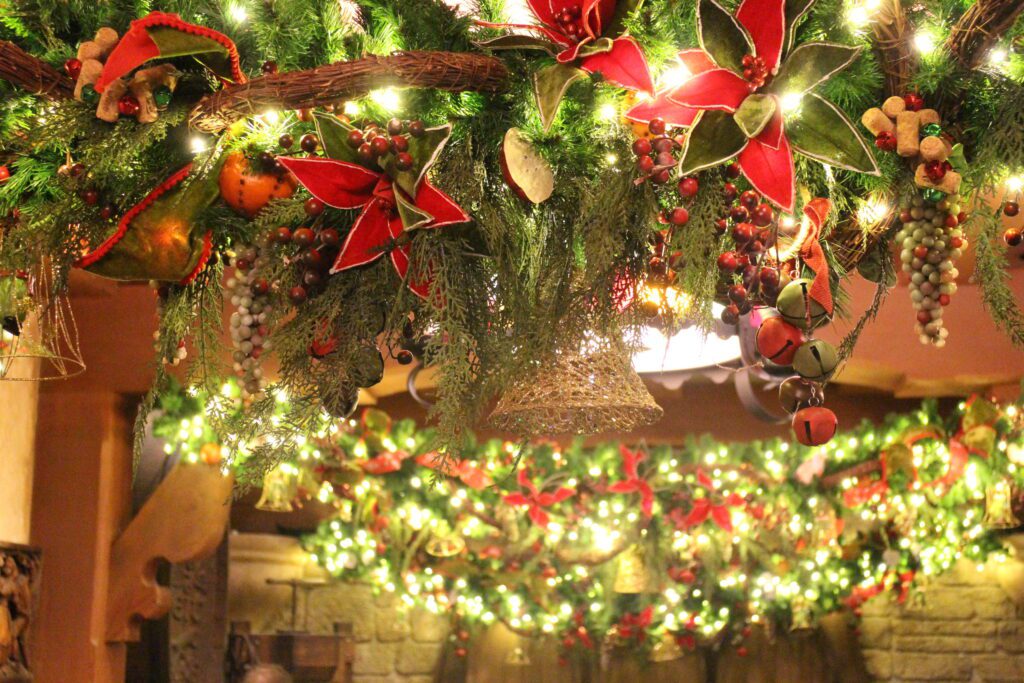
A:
[{"xmin": 972, "ymin": 209, "xmax": 1024, "ymax": 350}]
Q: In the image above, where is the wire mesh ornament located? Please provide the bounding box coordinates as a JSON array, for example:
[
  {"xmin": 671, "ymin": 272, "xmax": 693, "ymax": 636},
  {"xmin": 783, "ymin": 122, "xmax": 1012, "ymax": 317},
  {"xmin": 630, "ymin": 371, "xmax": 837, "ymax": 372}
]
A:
[
  {"xmin": 255, "ymin": 463, "xmax": 297, "ymax": 512},
  {"xmin": 0, "ymin": 264, "xmax": 85, "ymax": 381},
  {"xmin": 984, "ymin": 479, "xmax": 1020, "ymax": 529},
  {"xmin": 649, "ymin": 631, "xmax": 684, "ymax": 662},
  {"xmin": 488, "ymin": 337, "xmax": 663, "ymax": 435},
  {"xmin": 613, "ymin": 543, "xmax": 650, "ymax": 594}
]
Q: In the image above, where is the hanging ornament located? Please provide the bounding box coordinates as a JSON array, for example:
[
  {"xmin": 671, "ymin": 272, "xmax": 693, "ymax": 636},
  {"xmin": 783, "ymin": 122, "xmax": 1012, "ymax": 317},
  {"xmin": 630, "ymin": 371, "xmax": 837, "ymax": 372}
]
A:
[
  {"xmin": 894, "ymin": 191, "xmax": 963, "ymax": 347},
  {"xmin": 613, "ymin": 544, "xmax": 650, "ymax": 594},
  {"xmin": 219, "ymin": 152, "xmax": 298, "ymax": 218},
  {"xmin": 501, "ymin": 127, "xmax": 554, "ymax": 204},
  {"xmin": 983, "ymin": 479, "xmax": 1019, "ymax": 529},
  {"xmin": 792, "ymin": 339, "xmax": 839, "ymax": 383},
  {"xmin": 776, "ymin": 278, "xmax": 831, "ymax": 331},
  {"xmin": 425, "ymin": 530, "xmax": 467, "ymax": 558},
  {"xmin": 488, "ymin": 337, "xmax": 662, "ymax": 435},
  {"xmin": 649, "ymin": 631, "xmax": 684, "ymax": 663},
  {"xmin": 255, "ymin": 463, "xmax": 297, "ymax": 512},
  {"xmin": 792, "ymin": 406, "xmax": 838, "ymax": 446},
  {"xmin": 228, "ymin": 245, "xmax": 271, "ymax": 399}
]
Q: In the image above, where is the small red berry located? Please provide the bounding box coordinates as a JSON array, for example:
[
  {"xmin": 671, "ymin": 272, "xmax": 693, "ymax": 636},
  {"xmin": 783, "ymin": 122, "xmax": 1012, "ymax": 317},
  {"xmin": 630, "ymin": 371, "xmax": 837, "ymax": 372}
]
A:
[
  {"xmin": 652, "ymin": 169, "xmax": 671, "ymax": 184},
  {"xmin": 300, "ymin": 134, "xmax": 320, "ymax": 154},
  {"xmin": 347, "ymin": 130, "xmax": 364, "ymax": 149},
  {"xmin": 669, "ymin": 207, "xmax": 689, "ymax": 225},
  {"xmin": 1004, "ymin": 201, "xmax": 1020, "ymax": 217},
  {"xmin": 288, "ymin": 286, "xmax": 308, "ymax": 305},
  {"xmin": 632, "ymin": 138, "xmax": 653, "ymax": 156},
  {"xmin": 371, "ymin": 136, "xmax": 391, "ymax": 157},
  {"xmin": 732, "ymin": 222, "xmax": 755, "ymax": 243},
  {"xmin": 117, "ymin": 95, "xmax": 141, "ymax": 117},
  {"xmin": 1005, "ymin": 228, "xmax": 1023, "ymax": 247},
  {"xmin": 717, "ymin": 251, "xmax": 739, "ymax": 272},
  {"xmin": 304, "ymin": 198, "xmax": 325, "ymax": 216},
  {"xmin": 391, "ymin": 135, "xmax": 409, "ymax": 153},
  {"xmin": 730, "ymin": 205, "xmax": 749, "ymax": 222},
  {"xmin": 752, "ymin": 203, "xmax": 774, "ymax": 226},
  {"xmin": 939, "ymin": 294, "xmax": 951, "ymax": 306},
  {"xmin": 904, "ymin": 93, "xmax": 924, "ymax": 111},
  {"xmin": 64, "ymin": 58, "xmax": 83, "ymax": 80},
  {"xmin": 648, "ymin": 117, "xmax": 666, "ymax": 135},
  {"xmin": 261, "ymin": 60, "xmax": 279, "ymax": 75},
  {"xmin": 925, "ymin": 160, "xmax": 947, "ymax": 182},
  {"xmin": 395, "ymin": 152, "xmax": 414, "ymax": 171},
  {"xmin": 292, "ymin": 227, "xmax": 315, "ymax": 247},
  {"xmin": 678, "ymin": 176, "xmax": 699, "ymax": 198},
  {"xmin": 725, "ymin": 163, "xmax": 741, "ymax": 179},
  {"xmin": 320, "ymin": 228, "xmax": 340, "ymax": 247},
  {"xmin": 637, "ymin": 155, "xmax": 655, "ymax": 173},
  {"xmin": 0, "ymin": 166, "xmax": 9, "ymax": 182},
  {"xmin": 728, "ymin": 284, "xmax": 747, "ymax": 304},
  {"xmin": 739, "ymin": 190, "xmax": 760, "ymax": 210}
]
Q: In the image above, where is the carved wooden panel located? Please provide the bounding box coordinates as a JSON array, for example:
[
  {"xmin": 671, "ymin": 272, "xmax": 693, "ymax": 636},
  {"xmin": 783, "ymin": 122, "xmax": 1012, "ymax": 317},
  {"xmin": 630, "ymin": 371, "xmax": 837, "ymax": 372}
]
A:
[{"xmin": 0, "ymin": 544, "xmax": 41, "ymax": 683}]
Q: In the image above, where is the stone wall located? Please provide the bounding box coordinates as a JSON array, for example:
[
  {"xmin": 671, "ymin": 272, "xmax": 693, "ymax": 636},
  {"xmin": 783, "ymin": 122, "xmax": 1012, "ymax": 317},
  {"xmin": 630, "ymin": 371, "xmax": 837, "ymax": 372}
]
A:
[
  {"xmin": 228, "ymin": 533, "xmax": 449, "ymax": 683},
  {"xmin": 858, "ymin": 557, "xmax": 1024, "ymax": 682},
  {"xmin": 231, "ymin": 534, "xmax": 1024, "ymax": 683}
]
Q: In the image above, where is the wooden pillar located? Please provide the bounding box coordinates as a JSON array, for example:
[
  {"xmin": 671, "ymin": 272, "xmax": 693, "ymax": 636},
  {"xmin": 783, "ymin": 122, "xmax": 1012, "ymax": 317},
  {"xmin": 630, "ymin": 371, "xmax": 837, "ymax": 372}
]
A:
[
  {"xmin": 169, "ymin": 537, "xmax": 230, "ymax": 683},
  {"xmin": 29, "ymin": 389, "xmax": 134, "ymax": 683}
]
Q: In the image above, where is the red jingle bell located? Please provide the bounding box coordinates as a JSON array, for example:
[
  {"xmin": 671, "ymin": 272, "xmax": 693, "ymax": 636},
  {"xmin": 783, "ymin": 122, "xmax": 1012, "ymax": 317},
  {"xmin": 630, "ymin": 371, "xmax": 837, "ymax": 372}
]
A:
[
  {"xmin": 755, "ymin": 317, "xmax": 804, "ymax": 366},
  {"xmin": 924, "ymin": 160, "xmax": 947, "ymax": 182},
  {"xmin": 117, "ymin": 95, "xmax": 141, "ymax": 117},
  {"xmin": 875, "ymin": 131, "xmax": 897, "ymax": 152},
  {"xmin": 792, "ymin": 406, "xmax": 838, "ymax": 446}
]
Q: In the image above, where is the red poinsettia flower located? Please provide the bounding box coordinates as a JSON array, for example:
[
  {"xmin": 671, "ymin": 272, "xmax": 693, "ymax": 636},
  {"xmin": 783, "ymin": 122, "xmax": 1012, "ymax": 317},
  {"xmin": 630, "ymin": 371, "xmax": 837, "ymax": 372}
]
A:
[
  {"xmin": 627, "ymin": 0, "xmax": 877, "ymax": 212},
  {"xmin": 481, "ymin": 0, "xmax": 653, "ymax": 93},
  {"xmin": 607, "ymin": 444, "xmax": 655, "ymax": 517},
  {"xmin": 503, "ymin": 468, "xmax": 575, "ymax": 528},
  {"xmin": 279, "ymin": 138, "xmax": 469, "ymax": 299}
]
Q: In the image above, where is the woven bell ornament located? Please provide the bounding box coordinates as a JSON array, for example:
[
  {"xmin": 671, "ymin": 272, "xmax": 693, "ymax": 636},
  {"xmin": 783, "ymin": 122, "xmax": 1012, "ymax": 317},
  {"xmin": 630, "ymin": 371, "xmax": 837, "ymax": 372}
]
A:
[
  {"xmin": 489, "ymin": 337, "xmax": 662, "ymax": 435},
  {"xmin": 984, "ymin": 479, "xmax": 1019, "ymax": 529},
  {"xmin": 0, "ymin": 265, "xmax": 85, "ymax": 381},
  {"xmin": 613, "ymin": 544, "xmax": 649, "ymax": 594},
  {"xmin": 649, "ymin": 631, "xmax": 683, "ymax": 662},
  {"xmin": 255, "ymin": 463, "xmax": 298, "ymax": 512}
]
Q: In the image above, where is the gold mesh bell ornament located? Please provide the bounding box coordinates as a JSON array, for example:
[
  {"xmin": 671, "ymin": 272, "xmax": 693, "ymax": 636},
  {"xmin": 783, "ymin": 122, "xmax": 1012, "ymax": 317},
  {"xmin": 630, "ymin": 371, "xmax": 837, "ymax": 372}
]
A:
[
  {"xmin": 489, "ymin": 337, "xmax": 662, "ymax": 435},
  {"xmin": 0, "ymin": 265, "xmax": 85, "ymax": 381},
  {"xmin": 255, "ymin": 463, "xmax": 298, "ymax": 512},
  {"xmin": 649, "ymin": 631, "xmax": 684, "ymax": 662},
  {"xmin": 984, "ymin": 479, "xmax": 1019, "ymax": 529},
  {"xmin": 613, "ymin": 544, "xmax": 649, "ymax": 594}
]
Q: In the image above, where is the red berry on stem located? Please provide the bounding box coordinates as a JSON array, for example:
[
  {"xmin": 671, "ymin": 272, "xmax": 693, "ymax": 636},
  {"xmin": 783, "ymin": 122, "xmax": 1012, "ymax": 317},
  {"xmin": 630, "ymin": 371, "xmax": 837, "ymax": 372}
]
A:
[
  {"xmin": 730, "ymin": 205, "xmax": 749, "ymax": 222},
  {"xmin": 739, "ymin": 190, "xmax": 759, "ymax": 210},
  {"xmin": 721, "ymin": 303, "xmax": 741, "ymax": 325},
  {"xmin": 1005, "ymin": 228, "xmax": 1023, "ymax": 247},
  {"xmin": 925, "ymin": 160, "xmax": 946, "ymax": 182},
  {"xmin": 117, "ymin": 95, "xmax": 141, "ymax": 117},
  {"xmin": 304, "ymin": 198, "xmax": 325, "ymax": 216},
  {"xmin": 875, "ymin": 131, "xmax": 897, "ymax": 152},
  {"xmin": 904, "ymin": 93, "xmax": 924, "ymax": 111},
  {"xmin": 288, "ymin": 286, "xmax": 308, "ymax": 305},
  {"xmin": 913, "ymin": 245, "xmax": 928, "ymax": 259},
  {"xmin": 0, "ymin": 166, "xmax": 9, "ymax": 182},
  {"xmin": 759, "ymin": 266, "xmax": 780, "ymax": 289},
  {"xmin": 678, "ymin": 176, "xmax": 699, "ymax": 198},
  {"xmin": 652, "ymin": 169, "xmax": 671, "ymax": 184},
  {"xmin": 653, "ymin": 137, "xmax": 675, "ymax": 153},
  {"xmin": 728, "ymin": 284, "xmax": 747, "ymax": 304},
  {"xmin": 656, "ymin": 151, "xmax": 675, "ymax": 167},
  {"xmin": 395, "ymin": 152, "xmax": 414, "ymax": 171},
  {"xmin": 357, "ymin": 143, "xmax": 374, "ymax": 162},
  {"xmin": 669, "ymin": 207, "xmax": 689, "ymax": 225},
  {"xmin": 320, "ymin": 228, "xmax": 340, "ymax": 247},
  {"xmin": 292, "ymin": 227, "xmax": 315, "ymax": 247},
  {"xmin": 80, "ymin": 188, "xmax": 99, "ymax": 205},
  {"xmin": 752, "ymin": 203, "xmax": 774, "ymax": 226},
  {"xmin": 387, "ymin": 118, "xmax": 404, "ymax": 135},
  {"xmin": 717, "ymin": 251, "xmax": 739, "ymax": 272},
  {"xmin": 715, "ymin": 218, "xmax": 728, "ymax": 233},
  {"xmin": 723, "ymin": 182, "xmax": 738, "ymax": 201},
  {"xmin": 300, "ymin": 134, "xmax": 319, "ymax": 154},
  {"xmin": 1004, "ymin": 201, "xmax": 1020, "ymax": 217},
  {"xmin": 371, "ymin": 136, "xmax": 391, "ymax": 157},
  {"xmin": 391, "ymin": 135, "xmax": 409, "ymax": 153},
  {"xmin": 725, "ymin": 163, "xmax": 741, "ymax": 179},
  {"xmin": 732, "ymin": 222, "xmax": 755, "ymax": 243},
  {"xmin": 944, "ymin": 214, "xmax": 959, "ymax": 228},
  {"xmin": 637, "ymin": 155, "xmax": 655, "ymax": 173},
  {"xmin": 408, "ymin": 120, "xmax": 426, "ymax": 137},
  {"xmin": 648, "ymin": 118, "xmax": 666, "ymax": 135},
  {"xmin": 939, "ymin": 294, "xmax": 951, "ymax": 306},
  {"xmin": 261, "ymin": 60, "xmax": 279, "ymax": 75},
  {"xmin": 347, "ymin": 130, "xmax": 364, "ymax": 149},
  {"xmin": 274, "ymin": 226, "xmax": 292, "ymax": 243},
  {"xmin": 99, "ymin": 204, "xmax": 115, "ymax": 220},
  {"xmin": 632, "ymin": 139, "xmax": 652, "ymax": 156}
]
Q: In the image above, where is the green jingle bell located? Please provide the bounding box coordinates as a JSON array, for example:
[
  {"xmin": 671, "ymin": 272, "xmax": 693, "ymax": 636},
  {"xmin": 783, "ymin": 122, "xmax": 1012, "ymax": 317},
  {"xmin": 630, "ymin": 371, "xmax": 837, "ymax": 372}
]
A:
[
  {"xmin": 922, "ymin": 188, "xmax": 946, "ymax": 203},
  {"xmin": 81, "ymin": 83, "xmax": 100, "ymax": 105},
  {"xmin": 793, "ymin": 339, "xmax": 839, "ymax": 382},
  {"xmin": 775, "ymin": 278, "xmax": 830, "ymax": 330},
  {"xmin": 153, "ymin": 85, "xmax": 173, "ymax": 107},
  {"xmin": 921, "ymin": 123, "xmax": 942, "ymax": 137}
]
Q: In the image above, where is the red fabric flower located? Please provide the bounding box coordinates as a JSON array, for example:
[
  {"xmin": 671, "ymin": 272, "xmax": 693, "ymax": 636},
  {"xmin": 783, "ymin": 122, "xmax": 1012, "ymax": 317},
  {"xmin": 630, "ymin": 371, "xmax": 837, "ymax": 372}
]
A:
[
  {"xmin": 503, "ymin": 469, "xmax": 575, "ymax": 528},
  {"xmin": 607, "ymin": 444, "xmax": 655, "ymax": 517},
  {"xmin": 627, "ymin": 0, "xmax": 872, "ymax": 212},
  {"xmin": 480, "ymin": 0, "xmax": 653, "ymax": 93},
  {"xmin": 279, "ymin": 156, "xmax": 469, "ymax": 299},
  {"xmin": 416, "ymin": 451, "xmax": 494, "ymax": 490}
]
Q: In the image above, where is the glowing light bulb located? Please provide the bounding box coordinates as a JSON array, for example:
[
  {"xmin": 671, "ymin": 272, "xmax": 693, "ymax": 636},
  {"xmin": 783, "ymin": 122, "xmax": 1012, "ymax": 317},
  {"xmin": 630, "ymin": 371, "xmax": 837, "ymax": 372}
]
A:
[
  {"xmin": 659, "ymin": 64, "xmax": 692, "ymax": 89},
  {"xmin": 228, "ymin": 2, "xmax": 248, "ymax": 22},
  {"xmin": 190, "ymin": 136, "xmax": 209, "ymax": 154},
  {"xmin": 598, "ymin": 103, "xmax": 618, "ymax": 121},
  {"xmin": 780, "ymin": 92, "xmax": 803, "ymax": 115},
  {"xmin": 1007, "ymin": 175, "xmax": 1024, "ymax": 192},
  {"xmin": 857, "ymin": 197, "xmax": 890, "ymax": 225},
  {"xmin": 370, "ymin": 88, "xmax": 401, "ymax": 111},
  {"xmin": 914, "ymin": 30, "xmax": 936, "ymax": 55},
  {"xmin": 989, "ymin": 48, "xmax": 1008, "ymax": 66}
]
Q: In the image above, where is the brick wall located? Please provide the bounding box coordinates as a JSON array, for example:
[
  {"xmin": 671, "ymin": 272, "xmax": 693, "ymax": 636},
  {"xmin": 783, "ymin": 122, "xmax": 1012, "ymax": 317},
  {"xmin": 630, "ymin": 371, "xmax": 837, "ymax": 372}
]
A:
[{"xmin": 858, "ymin": 558, "xmax": 1024, "ymax": 682}]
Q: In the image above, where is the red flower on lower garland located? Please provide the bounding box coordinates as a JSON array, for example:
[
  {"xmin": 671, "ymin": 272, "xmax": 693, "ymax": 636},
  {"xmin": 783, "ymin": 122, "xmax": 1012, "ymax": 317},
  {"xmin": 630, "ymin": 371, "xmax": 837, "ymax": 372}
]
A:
[
  {"xmin": 278, "ymin": 156, "xmax": 469, "ymax": 299},
  {"xmin": 607, "ymin": 444, "xmax": 655, "ymax": 517},
  {"xmin": 503, "ymin": 468, "xmax": 576, "ymax": 528}
]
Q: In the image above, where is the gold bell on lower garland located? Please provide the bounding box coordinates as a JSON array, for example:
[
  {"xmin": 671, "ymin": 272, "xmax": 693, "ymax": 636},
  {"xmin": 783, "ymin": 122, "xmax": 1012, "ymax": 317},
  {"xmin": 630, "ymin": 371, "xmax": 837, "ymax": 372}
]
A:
[
  {"xmin": 426, "ymin": 530, "xmax": 467, "ymax": 558},
  {"xmin": 649, "ymin": 631, "xmax": 683, "ymax": 662},
  {"xmin": 613, "ymin": 544, "xmax": 649, "ymax": 594},
  {"xmin": 489, "ymin": 337, "xmax": 662, "ymax": 436},
  {"xmin": 984, "ymin": 479, "xmax": 1020, "ymax": 529},
  {"xmin": 255, "ymin": 463, "xmax": 298, "ymax": 512}
]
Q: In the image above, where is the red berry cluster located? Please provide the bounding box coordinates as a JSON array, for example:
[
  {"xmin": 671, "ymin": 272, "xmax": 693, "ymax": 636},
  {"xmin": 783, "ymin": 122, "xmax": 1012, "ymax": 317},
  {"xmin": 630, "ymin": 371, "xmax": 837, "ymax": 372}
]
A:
[
  {"xmin": 924, "ymin": 159, "xmax": 952, "ymax": 182},
  {"xmin": 346, "ymin": 118, "xmax": 425, "ymax": 171},
  {"xmin": 903, "ymin": 92, "xmax": 924, "ymax": 111},
  {"xmin": 265, "ymin": 221, "xmax": 342, "ymax": 306},
  {"xmin": 631, "ymin": 118, "xmax": 684, "ymax": 185},
  {"xmin": 1006, "ymin": 200, "xmax": 1022, "ymax": 248},
  {"xmin": 64, "ymin": 58, "xmax": 83, "ymax": 81},
  {"xmin": 57, "ymin": 161, "xmax": 117, "ymax": 221},
  {"xmin": 741, "ymin": 54, "xmax": 769, "ymax": 89},
  {"xmin": 874, "ymin": 131, "xmax": 896, "ymax": 152},
  {"xmin": 554, "ymin": 4, "xmax": 585, "ymax": 41},
  {"xmin": 714, "ymin": 174, "xmax": 785, "ymax": 323},
  {"xmin": 1004, "ymin": 200, "xmax": 1020, "ymax": 218}
]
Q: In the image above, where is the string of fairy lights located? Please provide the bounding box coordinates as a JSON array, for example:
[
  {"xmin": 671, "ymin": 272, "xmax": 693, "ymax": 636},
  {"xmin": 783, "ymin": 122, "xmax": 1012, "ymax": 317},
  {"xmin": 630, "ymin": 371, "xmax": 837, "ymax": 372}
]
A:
[{"xmin": 154, "ymin": 379, "xmax": 1024, "ymax": 650}]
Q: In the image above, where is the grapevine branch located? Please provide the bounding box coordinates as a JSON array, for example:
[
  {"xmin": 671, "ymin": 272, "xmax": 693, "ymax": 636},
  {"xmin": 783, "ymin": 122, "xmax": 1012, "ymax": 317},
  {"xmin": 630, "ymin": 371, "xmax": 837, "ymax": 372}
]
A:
[
  {"xmin": 947, "ymin": 0, "xmax": 1024, "ymax": 70},
  {"xmin": 189, "ymin": 51, "xmax": 509, "ymax": 133},
  {"xmin": 0, "ymin": 40, "xmax": 74, "ymax": 100},
  {"xmin": 870, "ymin": 0, "xmax": 914, "ymax": 96}
]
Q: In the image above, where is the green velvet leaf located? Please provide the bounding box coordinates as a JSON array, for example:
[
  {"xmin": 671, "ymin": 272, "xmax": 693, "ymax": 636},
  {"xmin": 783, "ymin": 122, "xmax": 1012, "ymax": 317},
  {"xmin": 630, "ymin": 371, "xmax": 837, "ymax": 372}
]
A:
[
  {"xmin": 149, "ymin": 27, "xmax": 233, "ymax": 80},
  {"xmin": 314, "ymin": 111, "xmax": 361, "ymax": 164},
  {"xmin": 381, "ymin": 124, "xmax": 452, "ymax": 196},
  {"xmin": 697, "ymin": 0, "xmax": 752, "ymax": 74},
  {"xmin": 783, "ymin": 0, "xmax": 816, "ymax": 54},
  {"xmin": 576, "ymin": 37, "xmax": 614, "ymax": 58},
  {"xmin": 605, "ymin": 0, "xmax": 642, "ymax": 38},
  {"xmin": 949, "ymin": 143, "xmax": 968, "ymax": 172},
  {"xmin": 770, "ymin": 43, "xmax": 861, "ymax": 97},
  {"xmin": 396, "ymin": 190, "xmax": 434, "ymax": 231},
  {"xmin": 733, "ymin": 94, "xmax": 777, "ymax": 139},
  {"xmin": 786, "ymin": 93, "xmax": 879, "ymax": 174},
  {"xmin": 679, "ymin": 110, "xmax": 748, "ymax": 175},
  {"xmin": 475, "ymin": 34, "xmax": 560, "ymax": 56},
  {"xmin": 533, "ymin": 63, "xmax": 587, "ymax": 132}
]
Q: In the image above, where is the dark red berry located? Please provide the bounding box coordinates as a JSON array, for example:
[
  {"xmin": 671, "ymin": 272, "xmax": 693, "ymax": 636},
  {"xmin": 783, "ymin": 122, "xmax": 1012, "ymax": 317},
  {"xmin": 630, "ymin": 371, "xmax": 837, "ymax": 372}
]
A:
[
  {"xmin": 652, "ymin": 169, "xmax": 671, "ymax": 184},
  {"xmin": 904, "ymin": 93, "xmax": 924, "ymax": 111},
  {"xmin": 303, "ymin": 270, "xmax": 323, "ymax": 287},
  {"xmin": 669, "ymin": 207, "xmax": 689, "ymax": 225},
  {"xmin": 648, "ymin": 118, "xmax": 666, "ymax": 135},
  {"xmin": 759, "ymin": 266, "xmax": 780, "ymax": 289},
  {"xmin": 288, "ymin": 286, "xmax": 308, "ymax": 305},
  {"xmin": 725, "ymin": 163, "xmax": 741, "ymax": 179},
  {"xmin": 723, "ymin": 182, "xmax": 738, "ymax": 201},
  {"xmin": 678, "ymin": 177, "xmax": 699, "ymax": 199},
  {"xmin": 371, "ymin": 136, "xmax": 391, "ymax": 157},
  {"xmin": 715, "ymin": 218, "xmax": 728, "ymax": 233},
  {"xmin": 278, "ymin": 133, "xmax": 294, "ymax": 149},
  {"xmin": 875, "ymin": 131, "xmax": 897, "ymax": 152},
  {"xmin": 292, "ymin": 227, "xmax": 315, "ymax": 247},
  {"xmin": 632, "ymin": 139, "xmax": 652, "ymax": 156},
  {"xmin": 347, "ymin": 130, "xmax": 364, "ymax": 149},
  {"xmin": 1004, "ymin": 201, "xmax": 1020, "ymax": 217},
  {"xmin": 728, "ymin": 284, "xmax": 747, "ymax": 304},
  {"xmin": 396, "ymin": 349, "xmax": 414, "ymax": 365},
  {"xmin": 391, "ymin": 135, "xmax": 409, "ymax": 153},
  {"xmin": 721, "ymin": 304, "xmax": 741, "ymax": 325},
  {"xmin": 653, "ymin": 137, "xmax": 675, "ymax": 153},
  {"xmin": 752, "ymin": 203, "xmax": 774, "ymax": 226},
  {"xmin": 252, "ymin": 279, "xmax": 270, "ymax": 295},
  {"xmin": 730, "ymin": 205, "xmax": 749, "ymax": 222},
  {"xmin": 408, "ymin": 120, "xmax": 426, "ymax": 137},
  {"xmin": 739, "ymin": 190, "xmax": 760, "ymax": 210},
  {"xmin": 304, "ymin": 198, "xmax": 325, "ymax": 216},
  {"xmin": 300, "ymin": 134, "xmax": 319, "ymax": 154},
  {"xmin": 319, "ymin": 228, "xmax": 340, "ymax": 247},
  {"xmin": 717, "ymin": 251, "xmax": 739, "ymax": 272},
  {"xmin": 80, "ymin": 189, "xmax": 99, "ymax": 205},
  {"xmin": 637, "ymin": 155, "xmax": 655, "ymax": 173},
  {"xmin": 357, "ymin": 143, "xmax": 374, "ymax": 162},
  {"xmin": 99, "ymin": 204, "xmax": 115, "ymax": 220},
  {"xmin": 1005, "ymin": 228, "xmax": 1023, "ymax": 247},
  {"xmin": 655, "ymin": 151, "xmax": 675, "ymax": 167},
  {"xmin": 395, "ymin": 152, "xmax": 414, "ymax": 171},
  {"xmin": 387, "ymin": 118, "xmax": 404, "ymax": 135},
  {"xmin": 273, "ymin": 226, "xmax": 292, "ymax": 243},
  {"xmin": 64, "ymin": 58, "xmax": 82, "ymax": 80},
  {"xmin": 261, "ymin": 60, "xmax": 279, "ymax": 75}
]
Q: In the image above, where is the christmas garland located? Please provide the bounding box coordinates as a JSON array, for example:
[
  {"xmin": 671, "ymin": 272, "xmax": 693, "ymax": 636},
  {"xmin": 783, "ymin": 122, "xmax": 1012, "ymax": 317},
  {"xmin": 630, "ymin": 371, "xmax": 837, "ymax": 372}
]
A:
[
  {"xmin": 1, "ymin": 0, "xmax": 1022, "ymax": 456},
  {"xmin": 156, "ymin": 379, "xmax": 1024, "ymax": 658}
]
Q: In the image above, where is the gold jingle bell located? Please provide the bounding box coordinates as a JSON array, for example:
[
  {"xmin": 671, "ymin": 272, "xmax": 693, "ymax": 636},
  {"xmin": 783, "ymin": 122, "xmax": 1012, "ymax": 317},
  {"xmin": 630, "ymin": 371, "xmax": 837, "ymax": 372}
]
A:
[
  {"xmin": 613, "ymin": 544, "xmax": 649, "ymax": 594},
  {"xmin": 984, "ymin": 479, "xmax": 1020, "ymax": 529},
  {"xmin": 255, "ymin": 463, "xmax": 297, "ymax": 512}
]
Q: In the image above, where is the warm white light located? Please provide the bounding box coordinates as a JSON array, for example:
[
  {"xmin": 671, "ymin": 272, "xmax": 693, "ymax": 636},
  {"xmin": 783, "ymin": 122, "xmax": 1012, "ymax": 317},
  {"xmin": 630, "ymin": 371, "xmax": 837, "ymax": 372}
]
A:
[
  {"xmin": 503, "ymin": 0, "xmax": 534, "ymax": 24},
  {"xmin": 343, "ymin": 101, "xmax": 360, "ymax": 116},
  {"xmin": 780, "ymin": 92, "xmax": 803, "ymax": 115},
  {"xmin": 846, "ymin": 6, "xmax": 869, "ymax": 27},
  {"xmin": 857, "ymin": 197, "xmax": 890, "ymax": 225},
  {"xmin": 605, "ymin": 153, "xmax": 618, "ymax": 165},
  {"xmin": 914, "ymin": 30, "xmax": 936, "ymax": 55},
  {"xmin": 370, "ymin": 88, "xmax": 401, "ymax": 111},
  {"xmin": 990, "ymin": 48, "xmax": 1008, "ymax": 66},
  {"xmin": 1007, "ymin": 175, "xmax": 1024, "ymax": 192},
  {"xmin": 598, "ymin": 103, "xmax": 618, "ymax": 121},
  {"xmin": 659, "ymin": 64, "xmax": 692, "ymax": 89},
  {"xmin": 228, "ymin": 2, "xmax": 248, "ymax": 22},
  {"xmin": 190, "ymin": 136, "xmax": 209, "ymax": 154},
  {"xmin": 258, "ymin": 110, "xmax": 280, "ymax": 125},
  {"xmin": 632, "ymin": 306, "xmax": 741, "ymax": 374}
]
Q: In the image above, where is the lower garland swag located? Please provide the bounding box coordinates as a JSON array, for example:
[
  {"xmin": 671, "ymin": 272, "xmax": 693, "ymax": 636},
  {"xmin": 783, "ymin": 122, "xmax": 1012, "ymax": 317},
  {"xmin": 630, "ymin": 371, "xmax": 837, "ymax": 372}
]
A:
[{"xmin": 157, "ymin": 380, "xmax": 1024, "ymax": 664}]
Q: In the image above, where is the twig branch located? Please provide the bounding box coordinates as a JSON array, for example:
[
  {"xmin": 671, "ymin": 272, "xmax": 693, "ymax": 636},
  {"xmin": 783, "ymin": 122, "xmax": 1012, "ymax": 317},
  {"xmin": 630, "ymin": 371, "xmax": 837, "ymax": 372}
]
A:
[
  {"xmin": 0, "ymin": 40, "xmax": 74, "ymax": 99},
  {"xmin": 947, "ymin": 0, "xmax": 1024, "ymax": 70},
  {"xmin": 870, "ymin": 0, "xmax": 915, "ymax": 97},
  {"xmin": 190, "ymin": 51, "xmax": 509, "ymax": 133}
]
